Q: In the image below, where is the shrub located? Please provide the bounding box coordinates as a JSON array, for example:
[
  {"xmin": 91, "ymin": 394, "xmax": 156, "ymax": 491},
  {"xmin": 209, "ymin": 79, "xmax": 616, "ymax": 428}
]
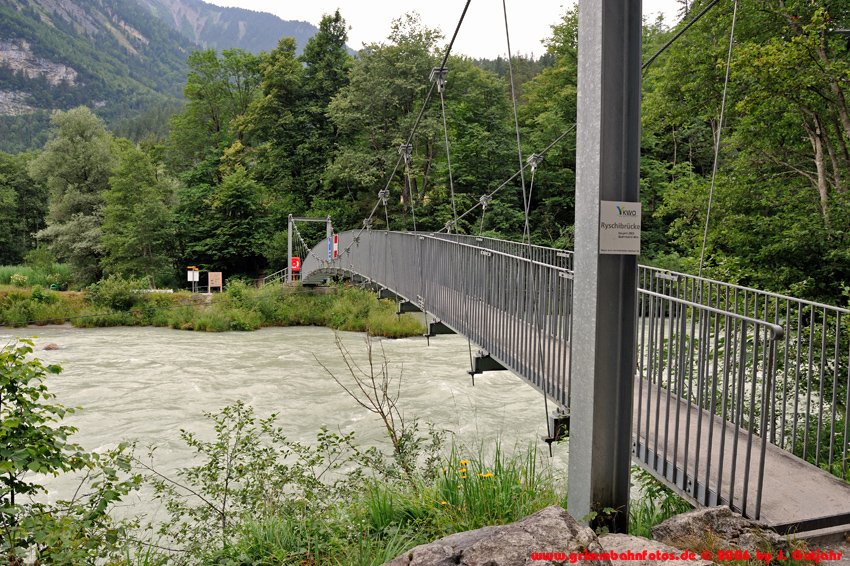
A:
[
  {"xmin": 86, "ymin": 275, "xmax": 146, "ymax": 310},
  {"xmin": 0, "ymin": 339, "xmax": 140, "ymax": 562},
  {"xmin": 10, "ymin": 273, "xmax": 27, "ymax": 287}
]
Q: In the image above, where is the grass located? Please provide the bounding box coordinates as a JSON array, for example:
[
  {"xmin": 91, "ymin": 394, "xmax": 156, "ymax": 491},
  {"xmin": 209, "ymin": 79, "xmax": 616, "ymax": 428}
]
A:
[
  {"xmin": 0, "ymin": 278, "xmax": 425, "ymax": 338},
  {"xmin": 0, "ymin": 264, "xmax": 72, "ymax": 289},
  {"xmin": 208, "ymin": 444, "xmax": 565, "ymax": 566}
]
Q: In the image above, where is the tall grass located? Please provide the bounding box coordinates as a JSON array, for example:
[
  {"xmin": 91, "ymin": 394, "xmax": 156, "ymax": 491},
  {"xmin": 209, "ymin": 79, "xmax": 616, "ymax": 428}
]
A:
[
  {"xmin": 0, "ymin": 264, "xmax": 71, "ymax": 289},
  {"xmin": 208, "ymin": 443, "xmax": 563, "ymax": 566}
]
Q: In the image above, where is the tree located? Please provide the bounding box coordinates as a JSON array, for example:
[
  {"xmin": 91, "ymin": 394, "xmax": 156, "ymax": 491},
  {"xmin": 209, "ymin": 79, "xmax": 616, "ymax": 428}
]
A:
[
  {"xmin": 167, "ymin": 49, "xmax": 263, "ymax": 172},
  {"xmin": 326, "ymin": 13, "xmax": 443, "ymax": 228},
  {"xmin": 28, "ymin": 107, "xmax": 117, "ymax": 285},
  {"xmin": 178, "ymin": 165, "xmax": 270, "ymax": 276},
  {"xmin": 0, "ymin": 152, "xmax": 48, "ymax": 265},
  {"xmin": 517, "ymin": 8, "xmax": 580, "ymax": 246},
  {"xmin": 102, "ymin": 141, "xmax": 177, "ymax": 287}
]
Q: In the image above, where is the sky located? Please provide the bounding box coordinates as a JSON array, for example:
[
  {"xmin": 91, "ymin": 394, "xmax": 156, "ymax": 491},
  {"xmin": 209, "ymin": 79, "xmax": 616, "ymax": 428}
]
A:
[{"xmin": 204, "ymin": 1, "xmax": 684, "ymax": 59}]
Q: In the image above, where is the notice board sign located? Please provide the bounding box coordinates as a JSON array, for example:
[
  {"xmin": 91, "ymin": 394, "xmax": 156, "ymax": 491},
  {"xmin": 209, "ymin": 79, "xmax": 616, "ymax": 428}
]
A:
[
  {"xmin": 599, "ymin": 201, "xmax": 641, "ymax": 255},
  {"xmin": 208, "ymin": 271, "xmax": 223, "ymax": 293}
]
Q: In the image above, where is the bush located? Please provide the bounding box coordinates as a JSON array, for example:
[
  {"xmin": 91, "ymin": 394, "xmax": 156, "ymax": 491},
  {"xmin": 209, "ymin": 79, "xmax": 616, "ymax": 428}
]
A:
[
  {"xmin": 0, "ymin": 339, "xmax": 140, "ymax": 562},
  {"xmin": 10, "ymin": 273, "xmax": 27, "ymax": 287},
  {"xmin": 86, "ymin": 274, "xmax": 146, "ymax": 310}
]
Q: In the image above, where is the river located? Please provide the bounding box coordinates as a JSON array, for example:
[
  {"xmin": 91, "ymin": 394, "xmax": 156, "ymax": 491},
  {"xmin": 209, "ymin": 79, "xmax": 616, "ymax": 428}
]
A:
[{"xmin": 1, "ymin": 325, "xmax": 569, "ymax": 514}]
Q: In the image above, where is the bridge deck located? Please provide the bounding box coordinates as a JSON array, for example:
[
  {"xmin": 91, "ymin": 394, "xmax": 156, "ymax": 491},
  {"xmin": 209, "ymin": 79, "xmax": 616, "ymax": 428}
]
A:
[{"xmin": 635, "ymin": 380, "xmax": 850, "ymax": 533}]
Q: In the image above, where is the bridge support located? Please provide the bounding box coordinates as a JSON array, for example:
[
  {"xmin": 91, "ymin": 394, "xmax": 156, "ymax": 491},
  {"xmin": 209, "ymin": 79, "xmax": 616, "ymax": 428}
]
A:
[
  {"xmin": 424, "ymin": 320, "xmax": 455, "ymax": 337},
  {"xmin": 467, "ymin": 351, "xmax": 506, "ymax": 376},
  {"xmin": 378, "ymin": 287, "xmax": 400, "ymax": 301},
  {"xmin": 287, "ymin": 214, "xmax": 333, "ymax": 284},
  {"xmin": 396, "ymin": 300, "xmax": 422, "ymax": 315},
  {"xmin": 567, "ymin": 0, "xmax": 641, "ymax": 534}
]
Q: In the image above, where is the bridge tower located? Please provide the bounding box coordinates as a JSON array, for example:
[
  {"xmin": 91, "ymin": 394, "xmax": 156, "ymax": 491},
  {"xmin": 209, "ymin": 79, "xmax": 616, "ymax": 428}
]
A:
[{"xmin": 568, "ymin": 0, "xmax": 642, "ymax": 533}]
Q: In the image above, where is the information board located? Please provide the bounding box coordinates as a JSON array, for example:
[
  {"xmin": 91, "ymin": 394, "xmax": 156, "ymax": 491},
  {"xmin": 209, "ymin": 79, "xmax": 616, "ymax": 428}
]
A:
[
  {"xmin": 599, "ymin": 201, "xmax": 641, "ymax": 255},
  {"xmin": 208, "ymin": 271, "xmax": 223, "ymax": 293}
]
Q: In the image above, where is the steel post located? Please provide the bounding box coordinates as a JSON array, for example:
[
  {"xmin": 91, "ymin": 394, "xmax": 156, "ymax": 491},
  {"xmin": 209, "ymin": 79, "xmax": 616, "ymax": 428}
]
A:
[
  {"xmin": 326, "ymin": 216, "xmax": 333, "ymax": 260},
  {"xmin": 567, "ymin": 0, "xmax": 642, "ymax": 533},
  {"xmin": 287, "ymin": 214, "xmax": 293, "ymax": 284}
]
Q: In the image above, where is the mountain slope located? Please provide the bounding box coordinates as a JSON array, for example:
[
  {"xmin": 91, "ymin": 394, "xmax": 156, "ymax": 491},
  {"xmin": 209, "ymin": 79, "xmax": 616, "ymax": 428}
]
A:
[
  {"xmin": 137, "ymin": 0, "xmax": 318, "ymax": 54},
  {"xmin": 0, "ymin": 0, "xmax": 194, "ymax": 149},
  {"xmin": 0, "ymin": 0, "xmax": 324, "ymax": 152}
]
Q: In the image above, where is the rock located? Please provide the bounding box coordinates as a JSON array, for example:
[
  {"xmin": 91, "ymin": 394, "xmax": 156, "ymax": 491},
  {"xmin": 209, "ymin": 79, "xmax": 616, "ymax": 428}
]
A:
[
  {"xmin": 42, "ymin": 343, "xmax": 60, "ymax": 350},
  {"xmin": 383, "ymin": 506, "xmax": 610, "ymax": 566},
  {"xmin": 599, "ymin": 533, "xmax": 713, "ymax": 566},
  {"xmin": 651, "ymin": 507, "xmax": 785, "ymax": 555}
]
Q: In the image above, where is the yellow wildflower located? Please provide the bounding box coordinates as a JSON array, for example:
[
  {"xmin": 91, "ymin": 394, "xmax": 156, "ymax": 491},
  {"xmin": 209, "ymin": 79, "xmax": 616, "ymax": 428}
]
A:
[
  {"xmin": 461, "ymin": 475, "xmax": 467, "ymax": 479},
  {"xmin": 478, "ymin": 472, "xmax": 494, "ymax": 478},
  {"xmin": 440, "ymin": 500, "xmax": 448, "ymax": 505},
  {"xmin": 459, "ymin": 459, "xmax": 470, "ymax": 466},
  {"xmin": 459, "ymin": 468, "xmax": 467, "ymax": 473}
]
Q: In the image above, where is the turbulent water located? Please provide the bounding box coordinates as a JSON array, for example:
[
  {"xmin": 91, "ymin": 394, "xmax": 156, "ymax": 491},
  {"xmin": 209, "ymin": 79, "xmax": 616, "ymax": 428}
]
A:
[{"xmin": 1, "ymin": 325, "xmax": 568, "ymax": 512}]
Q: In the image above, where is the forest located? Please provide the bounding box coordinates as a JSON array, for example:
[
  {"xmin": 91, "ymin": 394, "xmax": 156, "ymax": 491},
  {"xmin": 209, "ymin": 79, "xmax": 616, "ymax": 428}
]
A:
[{"xmin": 2, "ymin": 0, "xmax": 850, "ymax": 305}]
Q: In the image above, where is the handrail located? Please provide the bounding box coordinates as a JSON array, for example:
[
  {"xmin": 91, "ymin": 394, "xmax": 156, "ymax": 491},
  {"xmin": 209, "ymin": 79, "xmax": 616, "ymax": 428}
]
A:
[{"xmin": 639, "ymin": 289, "xmax": 785, "ymax": 339}]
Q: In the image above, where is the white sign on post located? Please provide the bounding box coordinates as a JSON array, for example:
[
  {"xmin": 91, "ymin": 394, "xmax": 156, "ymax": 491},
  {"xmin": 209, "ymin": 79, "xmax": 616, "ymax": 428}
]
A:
[
  {"xmin": 187, "ymin": 270, "xmax": 199, "ymax": 282},
  {"xmin": 599, "ymin": 201, "xmax": 641, "ymax": 255}
]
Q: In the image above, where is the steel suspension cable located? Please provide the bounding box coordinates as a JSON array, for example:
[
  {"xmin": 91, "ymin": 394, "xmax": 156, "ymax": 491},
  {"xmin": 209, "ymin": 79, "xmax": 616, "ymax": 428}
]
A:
[
  {"xmin": 502, "ymin": 0, "xmax": 528, "ymax": 243},
  {"xmin": 371, "ymin": 0, "xmax": 473, "ymax": 233},
  {"xmin": 438, "ymin": 124, "xmax": 576, "ymax": 234},
  {"xmin": 698, "ymin": 0, "xmax": 739, "ymax": 279},
  {"xmin": 643, "ymin": 0, "xmax": 720, "ymax": 71},
  {"xmin": 438, "ymin": 84, "xmax": 459, "ymax": 231}
]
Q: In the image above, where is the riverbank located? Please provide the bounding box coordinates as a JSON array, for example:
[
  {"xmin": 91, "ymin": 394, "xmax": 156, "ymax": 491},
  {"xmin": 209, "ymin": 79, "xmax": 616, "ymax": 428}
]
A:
[{"xmin": 0, "ymin": 280, "xmax": 424, "ymax": 338}]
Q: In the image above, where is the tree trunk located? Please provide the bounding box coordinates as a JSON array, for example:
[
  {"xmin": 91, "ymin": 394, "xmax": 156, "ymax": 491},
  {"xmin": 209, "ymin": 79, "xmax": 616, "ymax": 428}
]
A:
[{"xmin": 803, "ymin": 112, "xmax": 830, "ymax": 222}]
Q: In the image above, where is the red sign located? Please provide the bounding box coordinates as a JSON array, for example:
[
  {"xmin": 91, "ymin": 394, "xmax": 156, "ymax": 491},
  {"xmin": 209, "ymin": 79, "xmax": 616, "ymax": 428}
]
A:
[
  {"xmin": 333, "ymin": 234, "xmax": 339, "ymax": 258},
  {"xmin": 291, "ymin": 256, "xmax": 301, "ymax": 272}
]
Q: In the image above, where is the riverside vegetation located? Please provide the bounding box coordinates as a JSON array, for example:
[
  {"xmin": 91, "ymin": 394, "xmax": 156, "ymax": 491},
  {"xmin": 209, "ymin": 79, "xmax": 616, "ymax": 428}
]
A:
[{"xmin": 0, "ymin": 275, "xmax": 424, "ymax": 338}]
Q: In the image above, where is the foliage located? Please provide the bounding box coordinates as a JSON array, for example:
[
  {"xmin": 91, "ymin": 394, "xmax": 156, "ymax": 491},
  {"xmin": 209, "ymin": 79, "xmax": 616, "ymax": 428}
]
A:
[
  {"xmin": 102, "ymin": 141, "xmax": 178, "ymax": 287},
  {"xmin": 140, "ymin": 401, "xmax": 367, "ymax": 561},
  {"xmin": 28, "ymin": 107, "xmax": 117, "ymax": 286},
  {"xmin": 628, "ymin": 466, "xmax": 692, "ymax": 538},
  {"xmin": 86, "ymin": 274, "xmax": 148, "ymax": 311},
  {"xmin": 0, "ymin": 263, "xmax": 71, "ymax": 291},
  {"xmin": 0, "ymin": 339, "xmax": 140, "ymax": 563},
  {"xmin": 0, "ymin": 152, "xmax": 47, "ymax": 265},
  {"xmin": 137, "ymin": 395, "xmax": 561, "ymax": 565}
]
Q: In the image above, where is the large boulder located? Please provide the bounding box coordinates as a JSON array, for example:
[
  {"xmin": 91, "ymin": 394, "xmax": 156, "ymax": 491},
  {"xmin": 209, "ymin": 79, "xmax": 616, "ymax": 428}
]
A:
[
  {"xmin": 651, "ymin": 507, "xmax": 785, "ymax": 554},
  {"xmin": 383, "ymin": 506, "xmax": 611, "ymax": 566}
]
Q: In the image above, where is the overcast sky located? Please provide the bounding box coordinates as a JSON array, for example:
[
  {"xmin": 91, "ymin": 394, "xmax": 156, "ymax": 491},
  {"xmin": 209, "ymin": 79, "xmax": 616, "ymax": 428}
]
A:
[{"xmin": 204, "ymin": 1, "xmax": 684, "ymax": 59}]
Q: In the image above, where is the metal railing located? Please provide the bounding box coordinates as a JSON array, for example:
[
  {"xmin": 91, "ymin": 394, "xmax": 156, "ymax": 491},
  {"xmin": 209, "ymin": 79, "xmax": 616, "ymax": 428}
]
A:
[
  {"xmin": 302, "ymin": 230, "xmax": 850, "ymax": 520},
  {"xmin": 640, "ymin": 266, "xmax": 850, "ymax": 482},
  {"xmin": 303, "ymin": 230, "xmax": 574, "ymax": 405},
  {"xmin": 260, "ymin": 268, "xmax": 290, "ymax": 287},
  {"xmin": 634, "ymin": 288, "xmax": 784, "ymax": 519},
  {"xmin": 428, "ymin": 233, "xmax": 573, "ymax": 271}
]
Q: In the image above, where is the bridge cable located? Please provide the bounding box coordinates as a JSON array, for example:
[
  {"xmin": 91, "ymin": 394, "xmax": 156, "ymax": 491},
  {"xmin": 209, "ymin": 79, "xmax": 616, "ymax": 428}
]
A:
[
  {"xmin": 502, "ymin": 0, "xmax": 528, "ymax": 242},
  {"xmin": 437, "ymin": 124, "xmax": 576, "ymax": 235},
  {"xmin": 642, "ymin": 0, "xmax": 720, "ymax": 71},
  {"xmin": 698, "ymin": 0, "xmax": 739, "ymax": 279},
  {"xmin": 292, "ymin": 221, "xmax": 325, "ymax": 265},
  {"xmin": 434, "ymin": 68, "xmax": 459, "ymax": 232},
  {"xmin": 399, "ymin": 144, "xmax": 417, "ymax": 232},
  {"xmin": 330, "ymin": 0, "xmax": 472, "ymax": 268}
]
